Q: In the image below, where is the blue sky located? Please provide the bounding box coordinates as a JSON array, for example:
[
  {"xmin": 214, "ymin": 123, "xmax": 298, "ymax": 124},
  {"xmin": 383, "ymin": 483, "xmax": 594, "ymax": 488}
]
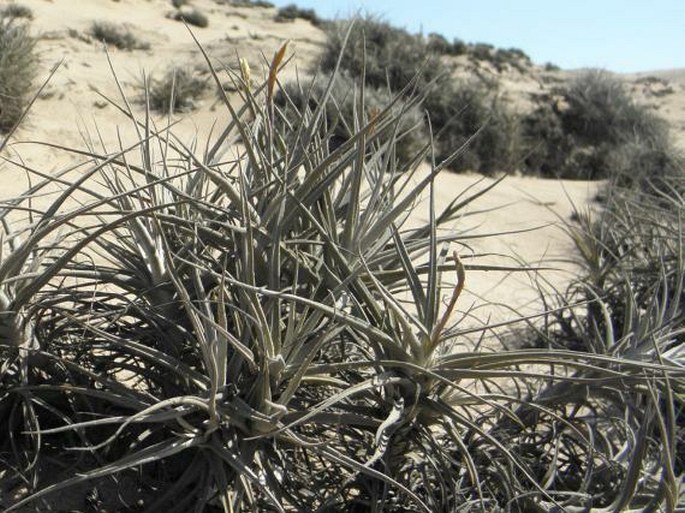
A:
[{"xmin": 270, "ymin": 0, "xmax": 685, "ymax": 73}]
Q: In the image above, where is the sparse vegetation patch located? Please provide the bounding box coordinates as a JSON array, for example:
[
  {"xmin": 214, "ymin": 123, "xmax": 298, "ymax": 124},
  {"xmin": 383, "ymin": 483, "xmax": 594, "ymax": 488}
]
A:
[
  {"xmin": 425, "ymin": 32, "xmax": 467, "ymax": 56},
  {"xmin": 90, "ymin": 21, "xmax": 150, "ymax": 50},
  {"xmin": 277, "ymin": 72, "xmax": 429, "ymax": 166},
  {"xmin": 521, "ymin": 70, "xmax": 677, "ymax": 182},
  {"xmin": 171, "ymin": 7, "xmax": 209, "ymax": 28},
  {"xmin": 320, "ymin": 17, "xmax": 527, "ymax": 173},
  {"xmin": 223, "ymin": 0, "xmax": 274, "ymax": 6},
  {"xmin": 275, "ymin": 4, "xmax": 322, "ymax": 26},
  {"xmin": 1, "ymin": 3, "xmax": 33, "ymax": 20},
  {"xmin": 0, "ymin": 16, "xmax": 36, "ymax": 132},
  {"xmin": 148, "ymin": 66, "xmax": 208, "ymax": 113}
]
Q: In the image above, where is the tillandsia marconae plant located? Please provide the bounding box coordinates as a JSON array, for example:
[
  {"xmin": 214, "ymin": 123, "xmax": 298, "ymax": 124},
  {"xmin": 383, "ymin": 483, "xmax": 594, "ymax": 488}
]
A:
[{"xmin": 1, "ymin": 23, "xmax": 683, "ymax": 513}]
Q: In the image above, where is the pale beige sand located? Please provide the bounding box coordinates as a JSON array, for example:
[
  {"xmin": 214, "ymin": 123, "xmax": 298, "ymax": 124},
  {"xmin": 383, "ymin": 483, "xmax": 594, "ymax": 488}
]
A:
[{"xmin": 401, "ymin": 169, "xmax": 601, "ymax": 328}]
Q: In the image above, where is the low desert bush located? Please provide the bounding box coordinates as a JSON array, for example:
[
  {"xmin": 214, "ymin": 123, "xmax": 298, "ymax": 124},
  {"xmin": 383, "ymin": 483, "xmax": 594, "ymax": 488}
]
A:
[
  {"xmin": 1, "ymin": 3, "xmax": 33, "ymax": 20},
  {"xmin": 491, "ymin": 47, "xmax": 531, "ymax": 72},
  {"xmin": 425, "ymin": 32, "xmax": 467, "ymax": 56},
  {"xmin": 521, "ymin": 70, "xmax": 677, "ymax": 182},
  {"xmin": 425, "ymin": 79, "xmax": 522, "ymax": 172},
  {"xmin": 562, "ymin": 70, "xmax": 668, "ymax": 149},
  {"xmin": 147, "ymin": 66, "xmax": 208, "ymax": 113},
  {"xmin": 1, "ymin": 39, "xmax": 682, "ymax": 513},
  {"xmin": 520, "ymin": 100, "xmax": 576, "ymax": 177},
  {"xmin": 276, "ymin": 72, "xmax": 429, "ymax": 167},
  {"xmin": 320, "ymin": 18, "xmax": 534, "ymax": 175},
  {"xmin": 171, "ymin": 7, "xmax": 209, "ymax": 28},
  {"xmin": 467, "ymin": 43, "xmax": 531, "ymax": 72},
  {"xmin": 274, "ymin": 4, "xmax": 321, "ymax": 26},
  {"xmin": 610, "ymin": 137, "xmax": 684, "ymax": 191},
  {"xmin": 469, "ymin": 42, "xmax": 495, "ymax": 62},
  {"xmin": 170, "ymin": 0, "xmax": 188, "ymax": 7},
  {"xmin": 225, "ymin": 0, "xmax": 275, "ymax": 6},
  {"xmin": 0, "ymin": 17, "xmax": 36, "ymax": 132},
  {"xmin": 90, "ymin": 21, "xmax": 149, "ymax": 50},
  {"xmin": 321, "ymin": 17, "xmax": 524, "ymax": 173},
  {"xmin": 321, "ymin": 16, "xmax": 448, "ymax": 94}
]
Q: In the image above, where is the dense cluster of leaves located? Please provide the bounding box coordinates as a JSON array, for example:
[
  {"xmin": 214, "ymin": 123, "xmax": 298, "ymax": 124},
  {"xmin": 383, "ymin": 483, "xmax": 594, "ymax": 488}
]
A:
[{"xmin": 528, "ymin": 171, "xmax": 685, "ymax": 505}]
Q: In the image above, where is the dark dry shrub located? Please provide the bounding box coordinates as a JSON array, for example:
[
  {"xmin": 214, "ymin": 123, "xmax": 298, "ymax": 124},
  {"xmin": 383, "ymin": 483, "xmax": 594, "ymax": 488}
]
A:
[
  {"xmin": 321, "ymin": 17, "xmax": 527, "ymax": 174},
  {"xmin": 521, "ymin": 71, "xmax": 676, "ymax": 181},
  {"xmin": 275, "ymin": 4, "xmax": 321, "ymax": 26},
  {"xmin": 467, "ymin": 44, "xmax": 531, "ymax": 72},
  {"xmin": 521, "ymin": 101, "xmax": 575, "ymax": 177},
  {"xmin": 148, "ymin": 67, "xmax": 208, "ymax": 113},
  {"xmin": 492, "ymin": 47, "xmax": 531, "ymax": 72},
  {"xmin": 425, "ymin": 32, "xmax": 467, "ymax": 56},
  {"xmin": 276, "ymin": 73, "xmax": 428, "ymax": 167},
  {"xmin": 1, "ymin": 4, "xmax": 33, "ymax": 20},
  {"xmin": 426, "ymin": 79, "xmax": 521, "ymax": 173},
  {"xmin": 425, "ymin": 32, "xmax": 449, "ymax": 54},
  {"xmin": 521, "ymin": 108, "xmax": 623, "ymax": 181},
  {"xmin": 0, "ymin": 18, "xmax": 36, "ymax": 132},
  {"xmin": 496, "ymin": 47, "xmax": 530, "ymax": 64},
  {"xmin": 171, "ymin": 8, "xmax": 209, "ymax": 28},
  {"xmin": 603, "ymin": 136, "xmax": 684, "ymax": 190},
  {"xmin": 321, "ymin": 16, "xmax": 449, "ymax": 94},
  {"xmin": 561, "ymin": 70, "xmax": 668, "ymax": 148},
  {"xmin": 501, "ymin": 47, "xmax": 529, "ymax": 61},
  {"xmin": 469, "ymin": 42, "xmax": 495, "ymax": 61},
  {"xmin": 323, "ymin": 17, "xmax": 496, "ymax": 169},
  {"xmin": 224, "ymin": 0, "xmax": 274, "ymax": 6},
  {"xmin": 91, "ymin": 21, "xmax": 149, "ymax": 50},
  {"xmin": 475, "ymin": 98, "xmax": 523, "ymax": 173},
  {"xmin": 170, "ymin": 0, "xmax": 188, "ymax": 7}
]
